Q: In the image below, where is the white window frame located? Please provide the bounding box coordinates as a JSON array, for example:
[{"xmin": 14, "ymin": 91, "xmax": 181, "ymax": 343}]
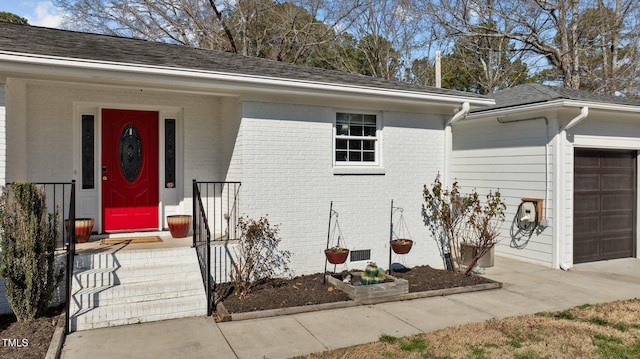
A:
[{"xmin": 333, "ymin": 110, "xmax": 384, "ymax": 174}]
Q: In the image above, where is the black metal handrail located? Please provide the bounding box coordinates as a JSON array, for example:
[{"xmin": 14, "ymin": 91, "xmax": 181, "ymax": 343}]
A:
[
  {"xmin": 192, "ymin": 180, "xmax": 212, "ymax": 315},
  {"xmin": 64, "ymin": 181, "xmax": 75, "ymax": 335},
  {"xmin": 192, "ymin": 180, "xmax": 241, "ymax": 316}
]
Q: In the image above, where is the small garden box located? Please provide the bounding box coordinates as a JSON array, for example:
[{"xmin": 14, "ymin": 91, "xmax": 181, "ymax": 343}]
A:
[{"xmin": 325, "ymin": 272, "xmax": 409, "ymax": 304}]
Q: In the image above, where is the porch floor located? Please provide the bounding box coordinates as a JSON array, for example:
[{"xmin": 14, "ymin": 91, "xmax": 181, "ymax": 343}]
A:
[{"xmin": 74, "ymin": 231, "xmax": 193, "ymax": 254}]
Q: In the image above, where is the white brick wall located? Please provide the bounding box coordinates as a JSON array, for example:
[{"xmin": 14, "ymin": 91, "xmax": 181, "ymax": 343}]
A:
[
  {"xmin": 0, "ymin": 83, "xmax": 5, "ymax": 186},
  {"xmin": 14, "ymin": 83, "xmax": 228, "ymax": 219},
  {"xmin": 235, "ymin": 101, "xmax": 448, "ymax": 275}
]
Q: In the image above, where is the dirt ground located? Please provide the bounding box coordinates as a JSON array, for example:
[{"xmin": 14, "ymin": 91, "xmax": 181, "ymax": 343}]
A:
[
  {"xmin": 217, "ymin": 265, "xmax": 494, "ymax": 313},
  {"xmin": 0, "ymin": 305, "xmax": 63, "ymax": 359}
]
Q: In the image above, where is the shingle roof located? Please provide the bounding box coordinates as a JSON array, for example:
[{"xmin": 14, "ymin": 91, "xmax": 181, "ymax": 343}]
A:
[
  {"xmin": 474, "ymin": 83, "xmax": 640, "ymax": 112},
  {"xmin": 0, "ymin": 22, "xmax": 486, "ymax": 100}
]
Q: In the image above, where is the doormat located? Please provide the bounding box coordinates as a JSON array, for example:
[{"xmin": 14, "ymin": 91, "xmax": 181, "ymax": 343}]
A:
[{"xmin": 100, "ymin": 236, "xmax": 163, "ymax": 245}]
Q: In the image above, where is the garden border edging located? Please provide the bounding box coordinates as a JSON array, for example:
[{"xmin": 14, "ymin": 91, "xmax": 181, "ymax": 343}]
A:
[
  {"xmin": 215, "ymin": 279, "xmax": 502, "ymax": 322},
  {"xmin": 45, "ymin": 311, "xmax": 66, "ymax": 359}
]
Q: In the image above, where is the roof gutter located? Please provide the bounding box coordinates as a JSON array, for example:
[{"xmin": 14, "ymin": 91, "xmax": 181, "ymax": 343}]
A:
[
  {"xmin": 467, "ymin": 99, "xmax": 640, "ymax": 120},
  {"xmin": 0, "ymin": 52, "xmax": 493, "ymax": 107}
]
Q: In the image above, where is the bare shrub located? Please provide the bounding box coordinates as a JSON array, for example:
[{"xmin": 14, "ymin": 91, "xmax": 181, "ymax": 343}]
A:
[
  {"xmin": 230, "ymin": 216, "xmax": 291, "ymax": 298},
  {"xmin": 423, "ymin": 174, "xmax": 506, "ymax": 274}
]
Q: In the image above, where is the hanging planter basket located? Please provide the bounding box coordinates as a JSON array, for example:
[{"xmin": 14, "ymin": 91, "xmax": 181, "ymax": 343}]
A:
[
  {"xmin": 390, "ymin": 238, "xmax": 413, "ymax": 254},
  {"xmin": 325, "ymin": 247, "xmax": 349, "ymax": 264}
]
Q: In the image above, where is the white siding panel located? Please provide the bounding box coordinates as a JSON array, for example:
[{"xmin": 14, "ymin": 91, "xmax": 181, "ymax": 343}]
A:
[{"xmin": 452, "ymin": 118, "xmax": 554, "ymax": 266}]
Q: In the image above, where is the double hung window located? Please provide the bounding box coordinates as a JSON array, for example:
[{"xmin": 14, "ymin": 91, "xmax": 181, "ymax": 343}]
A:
[{"xmin": 335, "ymin": 112, "xmax": 379, "ymax": 165}]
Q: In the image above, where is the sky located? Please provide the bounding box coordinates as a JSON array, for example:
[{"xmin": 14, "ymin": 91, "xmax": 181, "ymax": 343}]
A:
[{"xmin": 1, "ymin": 0, "xmax": 65, "ymax": 27}]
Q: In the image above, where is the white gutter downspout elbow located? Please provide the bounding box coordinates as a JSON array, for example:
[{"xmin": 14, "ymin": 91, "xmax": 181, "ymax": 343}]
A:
[
  {"xmin": 564, "ymin": 106, "xmax": 589, "ymax": 130},
  {"xmin": 444, "ymin": 102, "xmax": 470, "ymax": 187},
  {"xmin": 447, "ymin": 102, "xmax": 470, "ymax": 126}
]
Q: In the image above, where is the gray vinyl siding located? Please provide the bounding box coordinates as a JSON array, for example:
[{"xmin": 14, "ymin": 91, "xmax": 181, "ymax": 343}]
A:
[{"xmin": 452, "ymin": 118, "xmax": 554, "ymax": 266}]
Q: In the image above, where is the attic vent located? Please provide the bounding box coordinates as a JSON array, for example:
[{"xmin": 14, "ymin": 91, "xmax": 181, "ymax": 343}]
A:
[{"xmin": 350, "ymin": 249, "xmax": 371, "ymax": 262}]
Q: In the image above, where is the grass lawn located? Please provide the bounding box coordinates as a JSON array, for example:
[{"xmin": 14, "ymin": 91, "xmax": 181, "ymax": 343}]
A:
[{"xmin": 297, "ymin": 299, "xmax": 640, "ymax": 359}]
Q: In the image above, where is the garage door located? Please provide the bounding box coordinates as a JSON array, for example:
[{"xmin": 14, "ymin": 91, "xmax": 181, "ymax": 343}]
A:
[{"xmin": 574, "ymin": 149, "xmax": 636, "ymax": 263}]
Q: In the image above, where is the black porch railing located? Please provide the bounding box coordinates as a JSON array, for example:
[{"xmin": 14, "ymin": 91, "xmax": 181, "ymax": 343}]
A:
[{"xmin": 192, "ymin": 181, "xmax": 241, "ymax": 316}]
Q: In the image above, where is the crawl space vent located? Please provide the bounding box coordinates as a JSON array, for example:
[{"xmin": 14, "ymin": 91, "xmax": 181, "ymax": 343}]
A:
[{"xmin": 350, "ymin": 249, "xmax": 371, "ymax": 262}]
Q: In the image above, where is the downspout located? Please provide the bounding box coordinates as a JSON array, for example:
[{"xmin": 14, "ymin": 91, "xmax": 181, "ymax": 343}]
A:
[
  {"xmin": 444, "ymin": 102, "xmax": 470, "ymax": 188},
  {"xmin": 564, "ymin": 106, "xmax": 589, "ymax": 130},
  {"xmin": 555, "ymin": 106, "xmax": 589, "ymax": 271},
  {"xmin": 447, "ymin": 102, "xmax": 470, "ymax": 126},
  {"xmin": 440, "ymin": 102, "xmax": 469, "ymax": 270}
]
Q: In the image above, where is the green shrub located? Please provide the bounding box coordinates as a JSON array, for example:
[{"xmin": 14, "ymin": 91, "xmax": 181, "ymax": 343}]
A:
[{"xmin": 0, "ymin": 182, "xmax": 63, "ymax": 321}]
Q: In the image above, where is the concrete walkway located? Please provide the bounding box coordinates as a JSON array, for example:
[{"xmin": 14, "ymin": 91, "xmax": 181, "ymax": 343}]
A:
[{"xmin": 60, "ymin": 257, "xmax": 640, "ymax": 359}]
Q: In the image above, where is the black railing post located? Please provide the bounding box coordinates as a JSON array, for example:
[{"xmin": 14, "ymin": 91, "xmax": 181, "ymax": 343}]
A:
[
  {"xmin": 206, "ymin": 225, "xmax": 212, "ymax": 316},
  {"xmin": 192, "ymin": 179, "xmax": 197, "ymax": 248},
  {"xmin": 65, "ymin": 180, "xmax": 76, "ymax": 334}
]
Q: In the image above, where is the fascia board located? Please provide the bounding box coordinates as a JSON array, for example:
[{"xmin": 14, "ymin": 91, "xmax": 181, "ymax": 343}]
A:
[{"xmin": 0, "ymin": 52, "xmax": 494, "ymax": 107}]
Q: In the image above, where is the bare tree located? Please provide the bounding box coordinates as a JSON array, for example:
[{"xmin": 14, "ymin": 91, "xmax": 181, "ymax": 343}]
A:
[
  {"xmin": 421, "ymin": 0, "xmax": 640, "ymax": 93},
  {"xmin": 54, "ymin": 0, "xmax": 362, "ymax": 64},
  {"xmin": 330, "ymin": 0, "xmax": 437, "ymax": 80}
]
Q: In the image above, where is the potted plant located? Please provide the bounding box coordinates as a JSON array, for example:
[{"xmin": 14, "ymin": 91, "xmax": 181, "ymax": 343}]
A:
[
  {"xmin": 65, "ymin": 217, "xmax": 95, "ymax": 243},
  {"xmin": 74, "ymin": 218, "xmax": 95, "ymax": 243},
  {"xmin": 390, "ymin": 238, "xmax": 413, "ymax": 254},
  {"xmin": 167, "ymin": 214, "xmax": 192, "ymax": 238},
  {"xmin": 324, "ymin": 246, "xmax": 349, "ymax": 264},
  {"xmin": 361, "ymin": 262, "xmax": 385, "ymax": 284}
]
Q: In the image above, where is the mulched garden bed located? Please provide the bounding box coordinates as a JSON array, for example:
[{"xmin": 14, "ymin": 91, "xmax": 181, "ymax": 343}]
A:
[
  {"xmin": 0, "ymin": 305, "xmax": 63, "ymax": 359},
  {"xmin": 216, "ymin": 273, "xmax": 351, "ymax": 314},
  {"xmin": 216, "ymin": 265, "xmax": 495, "ymax": 314},
  {"xmin": 391, "ymin": 265, "xmax": 495, "ymax": 292}
]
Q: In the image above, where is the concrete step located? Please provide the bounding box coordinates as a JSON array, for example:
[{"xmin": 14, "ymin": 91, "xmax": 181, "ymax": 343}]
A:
[
  {"xmin": 70, "ymin": 247, "xmax": 208, "ymax": 332},
  {"xmin": 71, "ymin": 295, "xmax": 208, "ymax": 331},
  {"xmin": 71, "ymin": 278, "xmax": 205, "ymax": 309},
  {"xmin": 74, "ymin": 247, "xmax": 196, "ymax": 270},
  {"xmin": 73, "ymin": 261, "xmax": 202, "ymax": 287}
]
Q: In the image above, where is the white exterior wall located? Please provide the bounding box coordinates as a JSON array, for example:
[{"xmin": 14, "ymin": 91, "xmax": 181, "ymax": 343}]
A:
[
  {"xmin": 452, "ymin": 117, "xmax": 555, "ymax": 266},
  {"xmin": 11, "ymin": 81, "xmax": 232, "ymax": 229},
  {"xmin": 562, "ymin": 113, "xmax": 640, "ymax": 266},
  {"xmin": 236, "ymin": 101, "xmax": 447, "ymax": 276},
  {"xmin": 453, "ymin": 110, "xmax": 640, "ymax": 270},
  {"xmin": 0, "ymin": 83, "xmax": 5, "ymax": 186}
]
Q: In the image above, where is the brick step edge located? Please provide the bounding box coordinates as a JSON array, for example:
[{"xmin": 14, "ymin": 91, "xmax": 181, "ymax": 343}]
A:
[{"xmin": 73, "ymin": 308, "xmax": 207, "ymax": 331}]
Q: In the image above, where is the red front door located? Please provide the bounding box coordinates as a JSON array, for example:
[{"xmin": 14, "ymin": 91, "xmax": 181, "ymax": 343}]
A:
[{"xmin": 102, "ymin": 109, "xmax": 159, "ymax": 232}]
